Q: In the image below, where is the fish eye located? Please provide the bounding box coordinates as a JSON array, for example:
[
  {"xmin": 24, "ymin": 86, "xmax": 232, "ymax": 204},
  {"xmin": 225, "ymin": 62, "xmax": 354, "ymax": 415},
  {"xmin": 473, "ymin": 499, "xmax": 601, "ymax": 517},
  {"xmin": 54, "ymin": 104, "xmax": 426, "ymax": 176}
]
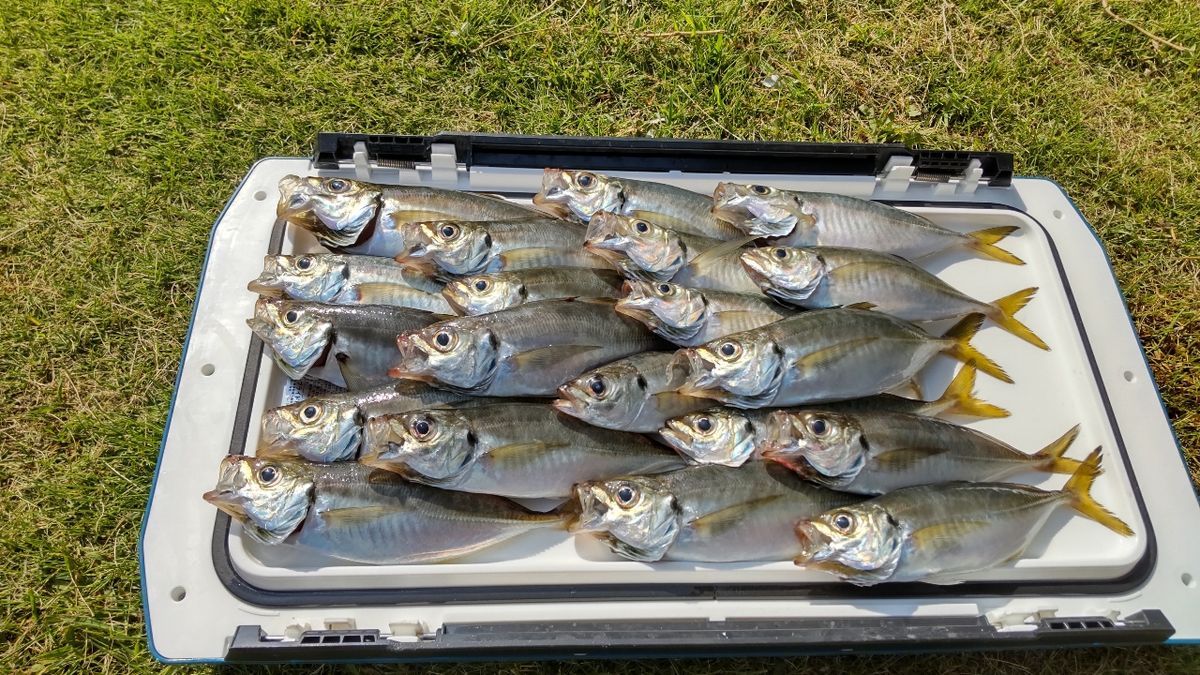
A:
[
  {"xmin": 718, "ymin": 341, "xmax": 740, "ymax": 358},
  {"xmin": 258, "ymin": 465, "xmax": 280, "ymax": 485},
  {"xmin": 283, "ymin": 310, "xmax": 299, "ymax": 324},
  {"xmin": 808, "ymin": 417, "xmax": 829, "ymax": 436},
  {"xmin": 474, "ymin": 279, "xmax": 489, "ymax": 292},
  {"xmin": 657, "ymin": 283, "xmax": 671, "ymax": 294},
  {"xmin": 434, "ymin": 330, "xmax": 454, "ymax": 350},
  {"xmin": 696, "ymin": 417, "xmax": 713, "ymax": 432},
  {"xmin": 325, "ymin": 178, "xmax": 350, "ymax": 193},
  {"xmin": 751, "ymin": 184, "xmax": 770, "ymax": 195},
  {"xmin": 832, "ymin": 512, "xmax": 855, "ymax": 533},
  {"xmin": 411, "ymin": 418, "xmax": 432, "ymax": 437},
  {"xmin": 301, "ymin": 405, "xmax": 320, "ymax": 421},
  {"xmin": 773, "ymin": 248, "xmax": 788, "ymax": 259},
  {"xmin": 615, "ymin": 484, "xmax": 637, "ymax": 506},
  {"xmin": 439, "ymin": 224, "xmax": 459, "ymax": 239},
  {"xmin": 576, "ymin": 173, "xmax": 595, "ymax": 188},
  {"xmin": 297, "ymin": 256, "xmax": 313, "ymax": 269},
  {"xmin": 634, "ymin": 221, "xmax": 649, "ymax": 233},
  {"xmin": 589, "ymin": 377, "xmax": 606, "ymax": 397}
]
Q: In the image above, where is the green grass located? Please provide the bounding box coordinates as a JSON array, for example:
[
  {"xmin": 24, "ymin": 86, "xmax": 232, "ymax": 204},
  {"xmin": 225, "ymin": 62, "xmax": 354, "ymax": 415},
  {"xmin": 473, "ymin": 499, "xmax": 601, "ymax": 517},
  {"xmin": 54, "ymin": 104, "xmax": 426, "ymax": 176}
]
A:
[{"xmin": 1, "ymin": 0, "xmax": 1198, "ymax": 672}]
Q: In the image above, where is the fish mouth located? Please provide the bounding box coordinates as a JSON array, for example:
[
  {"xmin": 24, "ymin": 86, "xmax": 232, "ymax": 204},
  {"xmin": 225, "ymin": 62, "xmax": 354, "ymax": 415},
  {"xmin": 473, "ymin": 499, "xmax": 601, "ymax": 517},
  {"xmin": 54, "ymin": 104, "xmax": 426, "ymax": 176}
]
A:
[
  {"xmin": 792, "ymin": 519, "xmax": 831, "ymax": 564},
  {"xmin": 247, "ymin": 276, "xmax": 284, "ymax": 296},
  {"xmin": 276, "ymin": 175, "xmax": 309, "ymax": 218},
  {"xmin": 672, "ymin": 349, "xmax": 719, "ymax": 394},
  {"xmin": 551, "ymin": 391, "xmax": 586, "ymax": 419},
  {"xmin": 738, "ymin": 251, "xmax": 773, "ymax": 282},
  {"xmin": 568, "ymin": 484, "xmax": 608, "ymax": 533},
  {"xmin": 202, "ymin": 489, "xmax": 247, "ymax": 519},
  {"xmin": 655, "ymin": 424, "xmax": 693, "ymax": 455}
]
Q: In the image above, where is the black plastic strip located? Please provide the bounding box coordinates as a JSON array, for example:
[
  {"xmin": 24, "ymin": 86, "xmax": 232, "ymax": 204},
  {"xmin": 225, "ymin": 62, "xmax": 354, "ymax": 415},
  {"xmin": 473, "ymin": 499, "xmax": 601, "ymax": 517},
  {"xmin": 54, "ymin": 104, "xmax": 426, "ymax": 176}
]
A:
[
  {"xmin": 210, "ymin": 199, "xmax": 1155, "ymax": 609},
  {"xmin": 224, "ymin": 610, "xmax": 1173, "ymax": 662},
  {"xmin": 311, "ymin": 133, "xmax": 1013, "ymax": 186}
]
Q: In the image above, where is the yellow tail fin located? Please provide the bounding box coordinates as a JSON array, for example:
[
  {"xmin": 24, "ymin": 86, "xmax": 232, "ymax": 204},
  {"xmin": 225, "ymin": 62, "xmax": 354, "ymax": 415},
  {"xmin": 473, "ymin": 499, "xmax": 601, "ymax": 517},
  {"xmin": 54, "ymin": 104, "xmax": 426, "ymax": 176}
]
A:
[
  {"xmin": 927, "ymin": 362, "xmax": 1010, "ymax": 419},
  {"xmin": 941, "ymin": 314, "xmax": 1013, "ymax": 383},
  {"xmin": 986, "ymin": 287, "xmax": 1049, "ymax": 351},
  {"xmin": 966, "ymin": 226, "xmax": 1024, "ymax": 265},
  {"xmin": 1031, "ymin": 424, "xmax": 1083, "ymax": 474},
  {"xmin": 1063, "ymin": 447, "xmax": 1134, "ymax": 536}
]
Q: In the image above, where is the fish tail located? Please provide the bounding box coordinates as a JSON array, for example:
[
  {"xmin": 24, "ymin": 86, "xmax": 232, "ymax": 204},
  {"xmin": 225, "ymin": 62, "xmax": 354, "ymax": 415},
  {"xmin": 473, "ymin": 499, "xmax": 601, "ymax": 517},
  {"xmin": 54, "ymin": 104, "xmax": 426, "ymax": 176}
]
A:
[
  {"xmin": 986, "ymin": 287, "xmax": 1049, "ymax": 350},
  {"xmin": 1063, "ymin": 447, "xmax": 1134, "ymax": 536},
  {"xmin": 941, "ymin": 314, "xmax": 1013, "ymax": 384},
  {"xmin": 1031, "ymin": 424, "xmax": 1083, "ymax": 474},
  {"xmin": 965, "ymin": 226, "xmax": 1024, "ymax": 265},
  {"xmin": 930, "ymin": 362, "xmax": 1010, "ymax": 419}
]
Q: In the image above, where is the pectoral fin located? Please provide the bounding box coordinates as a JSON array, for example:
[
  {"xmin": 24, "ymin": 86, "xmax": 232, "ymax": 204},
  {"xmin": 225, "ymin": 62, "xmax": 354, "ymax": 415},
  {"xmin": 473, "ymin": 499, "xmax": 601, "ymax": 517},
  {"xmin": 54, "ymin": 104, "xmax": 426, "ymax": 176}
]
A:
[
  {"xmin": 484, "ymin": 440, "xmax": 571, "ymax": 465},
  {"xmin": 684, "ymin": 236, "xmax": 758, "ymax": 273},
  {"xmin": 316, "ymin": 505, "xmax": 401, "ymax": 526},
  {"xmin": 870, "ymin": 447, "xmax": 953, "ymax": 471},
  {"xmin": 689, "ymin": 495, "xmax": 783, "ymax": 539},
  {"xmin": 793, "ymin": 337, "xmax": 880, "ymax": 372},
  {"xmin": 511, "ymin": 345, "xmax": 603, "ymax": 372},
  {"xmin": 909, "ymin": 520, "xmax": 993, "ymax": 552}
]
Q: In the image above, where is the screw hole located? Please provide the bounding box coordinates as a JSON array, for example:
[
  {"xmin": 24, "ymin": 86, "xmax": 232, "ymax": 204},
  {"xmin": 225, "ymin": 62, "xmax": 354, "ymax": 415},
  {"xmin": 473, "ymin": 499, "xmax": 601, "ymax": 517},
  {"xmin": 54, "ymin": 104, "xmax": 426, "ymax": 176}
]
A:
[
  {"xmin": 1052, "ymin": 209, "xmax": 1064, "ymax": 219},
  {"xmin": 1184, "ymin": 573, "xmax": 1196, "ymax": 588},
  {"xmin": 1122, "ymin": 370, "xmax": 1134, "ymax": 382},
  {"xmin": 201, "ymin": 363, "xmax": 216, "ymax": 376},
  {"xmin": 253, "ymin": 190, "xmax": 268, "ymax": 201},
  {"xmin": 170, "ymin": 586, "xmax": 187, "ymax": 602}
]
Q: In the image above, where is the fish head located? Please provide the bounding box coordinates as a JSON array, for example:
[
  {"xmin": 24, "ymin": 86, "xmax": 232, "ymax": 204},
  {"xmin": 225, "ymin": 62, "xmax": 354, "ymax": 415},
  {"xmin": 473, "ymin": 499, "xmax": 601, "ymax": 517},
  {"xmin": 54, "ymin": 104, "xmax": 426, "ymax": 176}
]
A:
[
  {"xmin": 442, "ymin": 272, "xmax": 526, "ymax": 315},
  {"xmin": 760, "ymin": 410, "xmax": 866, "ymax": 486},
  {"xmin": 570, "ymin": 476, "xmax": 680, "ymax": 562},
  {"xmin": 534, "ymin": 169, "xmax": 623, "ymax": 222},
  {"xmin": 257, "ymin": 397, "xmax": 362, "ymax": 463},
  {"xmin": 659, "ymin": 408, "xmax": 757, "ymax": 466},
  {"xmin": 711, "ymin": 182, "xmax": 815, "ymax": 240},
  {"xmin": 248, "ymin": 254, "xmax": 350, "ymax": 303},
  {"xmin": 554, "ymin": 359, "xmax": 651, "ymax": 428},
  {"xmin": 359, "ymin": 410, "xmax": 474, "ymax": 483},
  {"xmin": 679, "ymin": 331, "xmax": 784, "ymax": 403},
  {"xmin": 393, "ymin": 320, "xmax": 497, "ymax": 392},
  {"xmin": 740, "ymin": 247, "xmax": 825, "ymax": 302},
  {"xmin": 203, "ymin": 455, "xmax": 315, "ymax": 545},
  {"xmin": 276, "ymin": 175, "xmax": 380, "ymax": 248},
  {"xmin": 404, "ymin": 220, "xmax": 492, "ymax": 276},
  {"xmin": 246, "ymin": 298, "xmax": 333, "ymax": 380},
  {"xmin": 585, "ymin": 212, "xmax": 684, "ymax": 278},
  {"xmin": 793, "ymin": 504, "xmax": 903, "ymax": 584},
  {"xmin": 616, "ymin": 280, "xmax": 707, "ymax": 344}
]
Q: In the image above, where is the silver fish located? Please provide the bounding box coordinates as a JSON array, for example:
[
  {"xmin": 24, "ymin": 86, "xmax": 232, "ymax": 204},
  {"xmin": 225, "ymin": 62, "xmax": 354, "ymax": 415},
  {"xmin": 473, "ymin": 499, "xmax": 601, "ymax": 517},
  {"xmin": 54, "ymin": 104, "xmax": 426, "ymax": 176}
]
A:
[
  {"xmin": 359, "ymin": 402, "xmax": 684, "ymax": 499},
  {"xmin": 793, "ymin": 449, "xmax": 1134, "ymax": 585},
  {"xmin": 660, "ymin": 363, "xmax": 1009, "ymax": 467},
  {"xmin": 246, "ymin": 298, "xmax": 443, "ymax": 388},
  {"xmin": 712, "ymin": 183, "xmax": 1024, "ymax": 265},
  {"xmin": 616, "ymin": 279, "xmax": 793, "ymax": 347},
  {"xmin": 762, "ymin": 410, "xmax": 1082, "ymax": 494},
  {"xmin": 257, "ymin": 381, "xmax": 469, "ymax": 463},
  {"xmin": 740, "ymin": 246, "xmax": 1047, "ymax": 349},
  {"xmin": 677, "ymin": 308, "xmax": 1010, "ymax": 409},
  {"xmin": 402, "ymin": 217, "xmax": 608, "ymax": 276},
  {"xmin": 583, "ymin": 211, "xmax": 725, "ymax": 281},
  {"xmin": 203, "ymin": 456, "xmax": 564, "ymax": 564},
  {"xmin": 571, "ymin": 462, "xmax": 862, "ymax": 562},
  {"xmin": 276, "ymin": 175, "xmax": 538, "ymax": 255},
  {"xmin": 248, "ymin": 253, "xmax": 451, "ymax": 313},
  {"xmin": 392, "ymin": 299, "xmax": 665, "ymax": 396},
  {"xmin": 443, "ymin": 268, "xmax": 626, "ymax": 316},
  {"xmin": 534, "ymin": 169, "xmax": 744, "ymax": 239},
  {"xmin": 553, "ymin": 351, "xmax": 710, "ymax": 433}
]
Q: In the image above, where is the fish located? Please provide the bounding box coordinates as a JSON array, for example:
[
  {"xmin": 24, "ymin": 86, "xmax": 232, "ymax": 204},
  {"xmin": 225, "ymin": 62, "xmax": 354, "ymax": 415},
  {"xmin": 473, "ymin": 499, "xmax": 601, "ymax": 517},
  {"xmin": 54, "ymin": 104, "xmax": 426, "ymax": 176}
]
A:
[
  {"xmin": 276, "ymin": 175, "xmax": 539, "ymax": 256},
  {"xmin": 203, "ymin": 456, "xmax": 565, "ymax": 564},
  {"xmin": 793, "ymin": 448, "xmax": 1134, "ymax": 585},
  {"xmin": 570, "ymin": 462, "xmax": 863, "ymax": 562},
  {"xmin": 583, "ymin": 211, "xmax": 726, "ymax": 281},
  {"xmin": 246, "ymin": 297, "xmax": 444, "ymax": 388},
  {"xmin": 740, "ymin": 246, "xmax": 1047, "ymax": 349},
  {"xmin": 401, "ymin": 217, "xmax": 609, "ymax": 276},
  {"xmin": 553, "ymin": 351, "xmax": 711, "ymax": 433},
  {"xmin": 534, "ymin": 169, "xmax": 744, "ymax": 239},
  {"xmin": 443, "ymin": 267, "xmax": 626, "ymax": 316},
  {"xmin": 676, "ymin": 308, "xmax": 1009, "ymax": 409},
  {"xmin": 659, "ymin": 363, "xmax": 1009, "ymax": 466},
  {"xmin": 248, "ymin": 253, "xmax": 451, "ymax": 313},
  {"xmin": 615, "ymin": 279, "xmax": 794, "ymax": 347},
  {"xmin": 391, "ymin": 298, "xmax": 666, "ymax": 396},
  {"xmin": 711, "ymin": 182, "xmax": 1024, "ymax": 265},
  {"xmin": 761, "ymin": 409, "xmax": 1083, "ymax": 494},
  {"xmin": 359, "ymin": 402, "xmax": 685, "ymax": 499},
  {"xmin": 256, "ymin": 380, "xmax": 470, "ymax": 463}
]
